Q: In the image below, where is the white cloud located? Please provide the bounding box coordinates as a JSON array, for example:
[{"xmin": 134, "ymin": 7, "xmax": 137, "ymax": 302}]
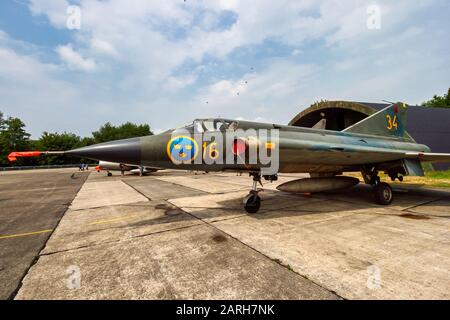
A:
[
  {"xmin": 26, "ymin": 0, "xmax": 360, "ymax": 83},
  {"xmin": 192, "ymin": 61, "xmax": 319, "ymax": 122},
  {"xmin": 56, "ymin": 44, "xmax": 96, "ymax": 72},
  {"xmin": 90, "ymin": 38, "xmax": 119, "ymax": 57},
  {"xmin": 164, "ymin": 75, "xmax": 197, "ymax": 91},
  {"xmin": 28, "ymin": 0, "xmax": 442, "ymax": 86},
  {"xmin": 291, "ymin": 49, "xmax": 302, "ymax": 56},
  {"xmin": 0, "ymin": 30, "xmax": 8, "ymax": 41},
  {"xmin": 0, "ymin": 0, "xmax": 447, "ymax": 137},
  {"xmin": 28, "ymin": 0, "xmax": 69, "ymax": 28},
  {"xmin": 0, "ymin": 36, "xmax": 80, "ymax": 137}
]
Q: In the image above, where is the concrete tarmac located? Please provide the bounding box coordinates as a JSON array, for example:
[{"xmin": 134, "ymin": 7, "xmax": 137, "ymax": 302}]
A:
[
  {"xmin": 2, "ymin": 169, "xmax": 449, "ymax": 299},
  {"xmin": 0, "ymin": 169, "xmax": 88, "ymax": 299}
]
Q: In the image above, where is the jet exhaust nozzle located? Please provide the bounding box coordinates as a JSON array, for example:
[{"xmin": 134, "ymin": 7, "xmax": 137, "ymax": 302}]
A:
[
  {"xmin": 66, "ymin": 137, "xmax": 141, "ymax": 165},
  {"xmin": 277, "ymin": 176, "xmax": 359, "ymax": 193}
]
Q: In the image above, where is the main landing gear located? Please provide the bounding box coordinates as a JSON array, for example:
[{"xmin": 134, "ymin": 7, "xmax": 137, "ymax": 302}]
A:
[
  {"xmin": 362, "ymin": 167, "xmax": 393, "ymax": 205},
  {"xmin": 242, "ymin": 173, "xmax": 278, "ymax": 213},
  {"xmin": 374, "ymin": 182, "xmax": 393, "ymax": 205},
  {"xmin": 243, "ymin": 173, "xmax": 263, "ymax": 214}
]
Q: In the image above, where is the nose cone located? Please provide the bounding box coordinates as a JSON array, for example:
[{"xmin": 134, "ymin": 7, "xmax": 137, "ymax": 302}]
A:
[{"xmin": 66, "ymin": 137, "xmax": 141, "ymax": 165}]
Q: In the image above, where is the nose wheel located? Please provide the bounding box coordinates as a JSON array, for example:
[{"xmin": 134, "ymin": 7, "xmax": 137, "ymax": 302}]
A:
[
  {"xmin": 243, "ymin": 173, "xmax": 263, "ymax": 214},
  {"xmin": 243, "ymin": 192, "xmax": 261, "ymax": 213}
]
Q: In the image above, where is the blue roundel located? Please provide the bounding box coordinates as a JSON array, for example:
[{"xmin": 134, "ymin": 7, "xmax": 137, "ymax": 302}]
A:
[{"xmin": 167, "ymin": 136, "xmax": 198, "ymax": 163}]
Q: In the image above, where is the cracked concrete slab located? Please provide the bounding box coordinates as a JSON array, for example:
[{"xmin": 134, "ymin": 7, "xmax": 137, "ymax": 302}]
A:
[
  {"xmin": 156, "ymin": 175, "xmax": 249, "ymax": 193},
  {"xmin": 41, "ymin": 201, "xmax": 201, "ymax": 254},
  {"xmin": 70, "ymin": 179, "xmax": 148, "ymax": 210},
  {"xmin": 212, "ymin": 206, "xmax": 450, "ymax": 299},
  {"xmin": 6, "ymin": 169, "xmax": 450, "ymax": 300},
  {"xmin": 313, "ymin": 184, "xmax": 447, "ymax": 211},
  {"xmin": 0, "ymin": 169, "xmax": 88, "ymax": 300},
  {"xmin": 124, "ymin": 178, "xmax": 207, "ymax": 200},
  {"xmin": 169, "ymin": 189, "xmax": 326, "ymax": 222},
  {"xmin": 407, "ymin": 199, "xmax": 450, "ymax": 217},
  {"xmin": 16, "ymin": 224, "xmax": 339, "ymax": 300}
]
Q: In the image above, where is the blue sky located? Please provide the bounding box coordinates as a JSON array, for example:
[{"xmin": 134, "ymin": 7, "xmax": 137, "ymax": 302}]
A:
[{"xmin": 0, "ymin": 0, "xmax": 449, "ymax": 138}]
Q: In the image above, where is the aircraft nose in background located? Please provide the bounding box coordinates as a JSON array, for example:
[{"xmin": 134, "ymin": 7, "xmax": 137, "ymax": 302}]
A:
[{"xmin": 66, "ymin": 137, "xmax": 142, "ymax": 165}]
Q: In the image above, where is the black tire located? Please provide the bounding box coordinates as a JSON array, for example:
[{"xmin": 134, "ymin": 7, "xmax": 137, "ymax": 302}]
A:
[
  {"xmin": 107, "ymin": 172, "xmax": 113, "ymax": 177},
  {"xmin": 374, "ymin": 182, "xmax": 393, "ymax": 205},
  {"xmin": 243, "ymin": 194, "xmax": 261, "ymax": 214}
]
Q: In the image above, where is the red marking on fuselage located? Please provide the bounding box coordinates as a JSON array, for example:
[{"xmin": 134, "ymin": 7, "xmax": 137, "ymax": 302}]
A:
[{"xmin": 232, "ymin": 139, "xmax": 246, "ymax": 155}]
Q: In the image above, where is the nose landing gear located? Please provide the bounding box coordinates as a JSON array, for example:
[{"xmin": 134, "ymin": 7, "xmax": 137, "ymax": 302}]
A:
[
  {"xmin": 243, "ymin": 193, "xmax": 261, "ymax": 214},
  {"xmin": 243, "ymin": 173, "xmax": 263, "ymax": 213}
]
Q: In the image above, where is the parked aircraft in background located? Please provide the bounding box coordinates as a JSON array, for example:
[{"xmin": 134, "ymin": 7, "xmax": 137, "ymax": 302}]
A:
[{"xmin": 95, "ymin": 161, "xmax": 159, "ymax": 176}]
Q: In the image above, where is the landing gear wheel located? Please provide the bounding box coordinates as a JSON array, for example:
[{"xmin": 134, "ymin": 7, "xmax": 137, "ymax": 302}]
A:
[
  {"xmin": 374, "ymin": 182, "xmax": 393, "ymax": 205},
  {"xmin": 243, "ymin": 193, "xmax": 261, "ymax": 214},
  {"xmin": 107, "ymin": 172, "xmax": 112, "ymax": 177}
]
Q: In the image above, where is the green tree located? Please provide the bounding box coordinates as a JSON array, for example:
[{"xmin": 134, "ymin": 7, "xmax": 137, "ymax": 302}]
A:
[
  {"xmin": 0, "ymin": 111, "xmax": 6, "ymax": 165},
  {"xmin": 0, "ymin": 115, "xmax": 32, "ymax": 165},
  {"xmin": 79, "ymin": 136, "xmax": 95, "ymax": 147},
  {"xmin": 0, "ymin": 111, "xmax": 5, "ymax": 131},
  {"xmin": 0, "ymin": 114, "xmax": 153, "ymax": 166},
  {"xmin": 92, "ymin": 122, "xmax": 152, "ymax": 143},
  {"xmin": 2, "ymin": 117, "xmax": 31, "ymax": 149},
  {"xmin": 422, "ymin": 88, "xmax": 450, "ymax": 108}
]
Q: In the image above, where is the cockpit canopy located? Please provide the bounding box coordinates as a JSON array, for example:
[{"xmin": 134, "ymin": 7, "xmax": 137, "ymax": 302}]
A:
[{"xmin": 177, "ymin": 119, "xmax": 239, "ymax": 133}]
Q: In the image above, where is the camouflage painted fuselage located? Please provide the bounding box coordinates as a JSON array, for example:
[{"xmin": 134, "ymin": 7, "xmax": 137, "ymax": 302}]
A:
[
  {"xmin": 67, "ymin": 110, "xmax": 430, "ymax": 176},
  {"xmin": 131, "ymin": 120, "xmax": 429, "ymax": 174}
]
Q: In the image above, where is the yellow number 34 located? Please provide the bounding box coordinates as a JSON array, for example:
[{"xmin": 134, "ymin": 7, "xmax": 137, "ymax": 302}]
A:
[{"xmin": 386, "ymin": 114, "xmax": 398, "ymax": 130}]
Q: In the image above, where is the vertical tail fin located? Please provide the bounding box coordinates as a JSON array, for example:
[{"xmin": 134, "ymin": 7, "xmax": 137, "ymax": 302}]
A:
[{"xmin": 342, "ymin": 102, "xmax": 412, "ymax": 140}]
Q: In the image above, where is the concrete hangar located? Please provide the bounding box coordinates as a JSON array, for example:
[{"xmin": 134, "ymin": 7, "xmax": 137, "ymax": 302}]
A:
[{"xmin": 289, "ymin": 101, "xmax": 450, "ymax": 170}]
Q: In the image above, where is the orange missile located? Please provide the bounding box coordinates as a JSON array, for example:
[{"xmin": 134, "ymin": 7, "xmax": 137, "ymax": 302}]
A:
[
  {"xmin": 7, "ymin": 151, "xmax": 43, "ymax": 162},
  {"xmin": 7, "ymin": 151, "xmax": 64, "ymax": 162}
]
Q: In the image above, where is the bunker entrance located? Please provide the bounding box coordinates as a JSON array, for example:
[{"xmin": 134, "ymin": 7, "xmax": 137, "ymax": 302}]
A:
[{"xmin": 290, "ymin": 108, "xmax": 368, "ymax": 131}]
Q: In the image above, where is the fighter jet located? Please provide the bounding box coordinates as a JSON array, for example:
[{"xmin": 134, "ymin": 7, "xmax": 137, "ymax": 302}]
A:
[
  {"xmin": 95, "ymin": 161, "xmax": 159, "ymax": 176},
  {"xmin": 9, "ymin": 103, "xmax": 450, "ymax": 213}
]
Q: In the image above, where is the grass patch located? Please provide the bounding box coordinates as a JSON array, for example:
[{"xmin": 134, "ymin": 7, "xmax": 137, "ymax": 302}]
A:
[
  {"xmin": 425, "ymin": 170, "xmax": 450, "ymax": 179},
  {"xmin": 346, "ymin": 170, "xmax": 450, "ymax": 189}
]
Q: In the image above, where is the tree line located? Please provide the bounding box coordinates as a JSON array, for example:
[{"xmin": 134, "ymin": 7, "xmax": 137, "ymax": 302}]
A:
[
  {"xmin": 0, "ymin": 111, "xmax": 152, "ymax": 166},
  {"xmin": 421, "ymin": 88, "xmax": 450, "ymax": 108}
]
